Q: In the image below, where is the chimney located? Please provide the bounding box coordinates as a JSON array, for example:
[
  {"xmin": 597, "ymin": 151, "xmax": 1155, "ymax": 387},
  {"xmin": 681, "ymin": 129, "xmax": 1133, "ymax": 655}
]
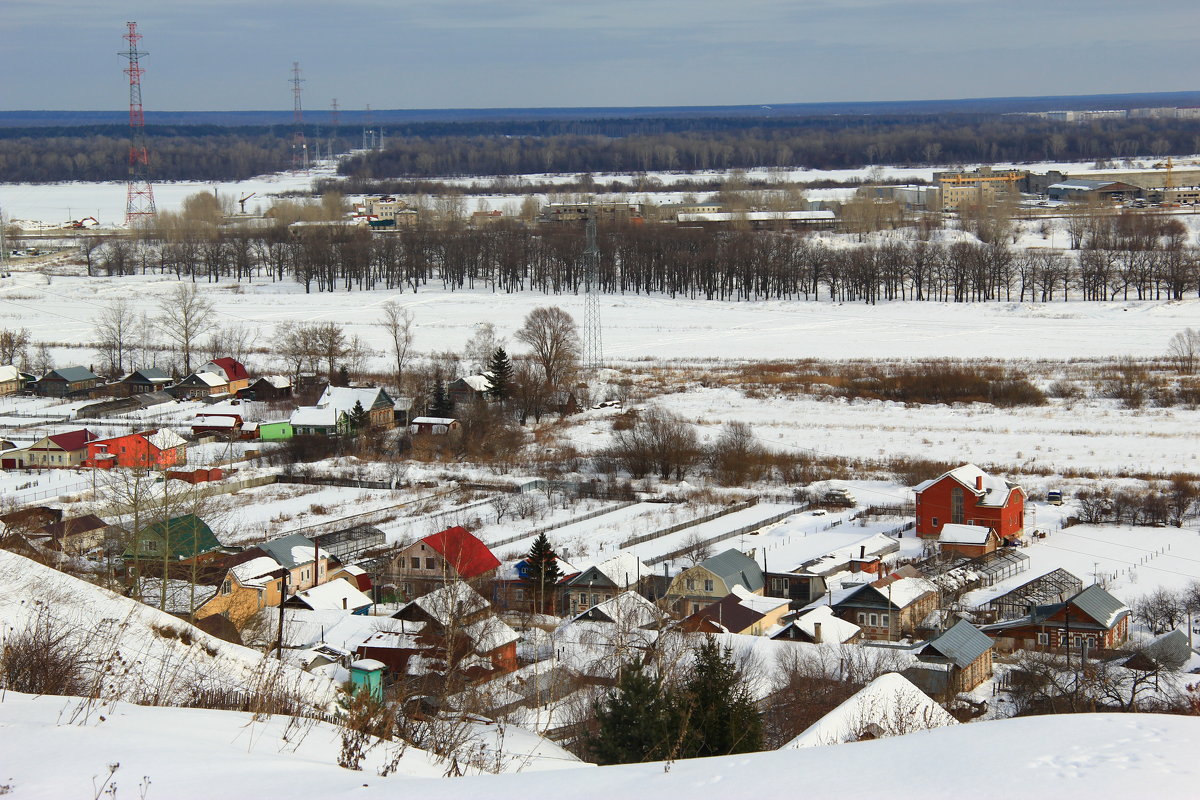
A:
[
  {"xmin": 860, "ymin": 545, "xmax": 866, "ymax": 559},
  {"xmin": 813, "ymin": 622, "xmax": 823, "ymax": 644},
  {"xmin": 976, "ymin": 475, "xmax": 983, "ymax": 491}
]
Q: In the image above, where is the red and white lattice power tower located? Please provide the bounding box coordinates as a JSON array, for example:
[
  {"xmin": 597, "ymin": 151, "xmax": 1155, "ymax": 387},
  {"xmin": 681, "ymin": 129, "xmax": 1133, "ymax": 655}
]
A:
[
  {"xmin": 291, "ymin": 62, "xmax": 309, "ymax": 171},
  {"xmin": 120, "ymin": 22, "xmax": 156, "ymax": 226}
]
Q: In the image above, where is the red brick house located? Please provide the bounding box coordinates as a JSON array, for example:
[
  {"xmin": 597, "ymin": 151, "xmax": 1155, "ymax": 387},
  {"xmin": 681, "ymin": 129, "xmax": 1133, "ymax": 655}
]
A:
[
  {"xmin": 982, "ymin": 584, "xmax": 1131, "ymax": 652},
  {"xmin": 85, "ymin": 429, "xmax": 187, "ymax": 470},
  {"xmin": 915, "ymin": 464, "xmax": 1025, "ymax": 542}
]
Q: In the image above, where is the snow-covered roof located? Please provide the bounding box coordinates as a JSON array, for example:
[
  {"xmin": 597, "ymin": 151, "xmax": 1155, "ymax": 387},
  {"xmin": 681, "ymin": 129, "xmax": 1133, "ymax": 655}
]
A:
[
  {"xmin": 317, "ymin": 386, "xmax": 385, "ymax": 414},
  {"xmin": 571, "ymin": 591, "xmax": 662, "ymax": 628},
  {"xmin": 291, "ymin": 406, "xmax": 339, "ymax": 427},
  {"xmin": 187, "ymin": 371, "xmax": 227, "ymax": 388},
  {"xmin": 787, "ymin": 605, "xmax": 861, "ymax": 644},
  {"xmin": 730, "ymin": 584, "xmax": 790, "ymax": 615},
  {"xmin": 231, "ymin": 556, "xmax": 285, "ymax": 587},
  {"xmin": 258, "ymin": 375, "xmax": 291, "ymax": 389},
  {"xmin": 191, "ymin": 415, "xmax": 239, "ymax": 428},
  {"xmin": 782, "ymin": 673, "xmax": 957, "ymax": 748},
  {"xmin": 146, "ymin": 428, "xmax": 187, "ymax": 450},
  {"xmin": 461, "ymin": 374, "xmax": 492, "ymax": 392},
  {"xmin": 915, "ymin": 463, "xmax": 1017, "ymax": 508},
  {"xmin": 938, "ymin": 523, "xmax": 993, "ymax": 545},
  {"xmin": 878, "ymin": 576, "xmax": 939, "ymax": 608},
  {"xmin": 0, "ymin": 365, "xmax": 20, "ymax": 383},
  {"xmin": 289, "ymin": 578, "xmax": 373, "ymax": 612},
  {"xmin": 399, "ymin": 581, "xmax": 490, "ymax": 627},
  {"xmin": 351, "ymin": 658, "xmax": 386, "ymax": 671},
  {"xmin": 463, "ymin": 616, "xmax": 520, "ymax": 653},
  {"xmin": 411, "ymin": 416, "xmax": 457, "ymax": 425}
]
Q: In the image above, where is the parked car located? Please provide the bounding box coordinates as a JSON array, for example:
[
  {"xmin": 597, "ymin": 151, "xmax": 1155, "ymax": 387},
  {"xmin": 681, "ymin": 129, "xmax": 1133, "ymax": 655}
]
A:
[
  {"xmin": 823, "ymin": 488, "xmax": 857, "ymax": 507},
  {"xmin": 1046, "ymin": 490, "xmax": 1063, "ymax": 506}
]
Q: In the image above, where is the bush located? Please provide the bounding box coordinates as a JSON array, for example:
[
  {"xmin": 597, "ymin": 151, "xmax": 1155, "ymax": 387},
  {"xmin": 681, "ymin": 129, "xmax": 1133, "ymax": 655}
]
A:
[{"xmin": 0, "ymin": 609, "xmax": 87, "ymax": 696}]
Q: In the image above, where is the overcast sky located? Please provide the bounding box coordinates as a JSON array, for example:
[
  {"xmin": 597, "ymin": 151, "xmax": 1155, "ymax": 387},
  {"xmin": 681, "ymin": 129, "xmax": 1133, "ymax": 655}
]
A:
[{"xmin": 5, "ymin": 0, "xmax": 1200, "ymax": 112}]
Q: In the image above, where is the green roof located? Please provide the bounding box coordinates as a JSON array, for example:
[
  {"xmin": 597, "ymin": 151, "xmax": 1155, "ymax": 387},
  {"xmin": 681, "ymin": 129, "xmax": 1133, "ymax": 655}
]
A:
[
  {"xmin": 126, "ymin": 514, "xmax": 222, "ymax": 561},
  {"xmin": 697, "ymin": 549, "xmax": 765, "ymax": 594},
  {"xmin": 921, "ymin": 619, "xmax": 992, "ymax": 669}
]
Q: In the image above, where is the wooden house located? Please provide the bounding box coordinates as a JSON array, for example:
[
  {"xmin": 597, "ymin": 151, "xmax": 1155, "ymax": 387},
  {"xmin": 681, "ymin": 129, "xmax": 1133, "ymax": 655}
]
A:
[
  {"xmin": 664, "ymin": 549, "xmax": 765, "ymax": 617},
  {"xmin": 678, "ymin": 587, "xmax": 791, "ymax": 636},
  {"xmin": 388, "ymin": 526, "xmax": 500, "ymax": 598},
  {"xmin": 915, "ymin": 463, "xmax": 1025, "ymax": 542},
  {"xmin": 0, "ymin": 364, "xmax": 23, "ymax": 396},
  {"xmin": 240, "ymin": 375, "xmax": 292, "ymax": 401},
  {"xmin": 20, "ymin": 428, "xmax": 99, "ymax": 468},
  {"xmin": 254, "ymin": 532, "xmax": 333, "ymax": 593},
  {"xmin": 770, "ymin": 605, "xmax": 862, "ymax": 644},
  {"xmin": 173, "ymin": 370, "xmax": 230, "ymax": 398},
  {"xmin": 121, "ymin": 368, "xmax": 173, "ymax": 395},
  {"xmin": 448, "ymin": 374, "xmax": 491, "ymax": 406},
  {"xmin": 198, "ymin": 358, "xmax": 251, "ymax": 394},
  {"xmin": 35, "ymin": 366, "xmax": 102, "ymax": 397},
  {"xmin": 195, "ymin": 554, "xmax": 289, "ymax": 627},
  {"xmin": 982, "ymin": 584, "xmax": 1131, "ymax": 652},
  {"xmin": 257, "ymin": 420, "xmax": 294, "ymax": 441},
  {"xmin": 561, "ymin": 552, "xmax": 649, "ymax": 616},
  {"xmin": 831, "ymin": 574, "xmax": 940, "ymax": 641},
  {"xmin": 408, "ymin": 416, "xmax": 460, "ymax": 436},
  {"xmin": 123, "ymin": 514, "xmax": 227, "ymax": 578},
  {"xmin": 915, "ymin": 619, "xmax": 994, "ymax": 693}
]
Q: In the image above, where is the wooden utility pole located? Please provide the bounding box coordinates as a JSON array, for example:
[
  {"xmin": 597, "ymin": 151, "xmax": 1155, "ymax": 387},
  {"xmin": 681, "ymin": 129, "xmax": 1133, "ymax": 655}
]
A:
[{"xmin": 277, "ymin": 571, "xmax": 288, "ymax": 660}]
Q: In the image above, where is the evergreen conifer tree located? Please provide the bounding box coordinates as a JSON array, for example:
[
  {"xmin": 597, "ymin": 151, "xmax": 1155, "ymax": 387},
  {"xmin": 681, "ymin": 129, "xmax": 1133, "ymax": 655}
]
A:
[
  {"xmin": 678, "ymin": 636, "xmax": 763, "ymax": 757},
  {"xmin": 428, "ymin": 377, "xmax": 453, "ymax": 418},
  {"xmin": 590, "ymin": 663, "xmax": 683, "ymax": 765},
  {"xmin": 486, "ymin": 347, "xmax": 514, "ymax": 402},
  {"xmin": 523, "ymin": 532, "xmax": 562, "ymax": 613},
  {"xmin": 347, "ymin": 399, "xmax": 369, "ymax": 433}
]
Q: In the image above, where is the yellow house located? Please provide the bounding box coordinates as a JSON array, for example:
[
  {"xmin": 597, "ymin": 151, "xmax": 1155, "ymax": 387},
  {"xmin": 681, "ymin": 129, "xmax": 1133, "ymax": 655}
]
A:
[
  {"xmin": 664, "ymin": 548, "xmax": 765, "ymax": 617},
  {"xmin": 195, "ymin": 555, "xmax": 287, "ymax": 627}
]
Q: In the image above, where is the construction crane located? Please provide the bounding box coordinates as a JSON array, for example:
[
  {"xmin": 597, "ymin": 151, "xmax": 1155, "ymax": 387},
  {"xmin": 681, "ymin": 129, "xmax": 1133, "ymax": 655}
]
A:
[{"xmin": 237, "ymin": 193, "xmax": 256, "ymax": 214}]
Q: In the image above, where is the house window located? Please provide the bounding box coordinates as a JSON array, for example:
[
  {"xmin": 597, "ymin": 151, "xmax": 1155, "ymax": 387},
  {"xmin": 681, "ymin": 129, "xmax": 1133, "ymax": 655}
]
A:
[
  {"xmin": 686, "ymin": 579, "xmax": 695, "ymax": 590},
  {"xmin": 703, "ymin": 579, "xmax": 714, "ymax": 592},
  {"xmin": 514, "ymin": 588, "xmax": 524, "ymax": 601},
  {"xmin": 141, "ymin": 539, "xmax": 158, "ymax": 553},
  {"xmin": 931, "ymin": 516, "xmax": 938, "ymax": 527},
  {"xmin": 1037, "ymin": 632, "xmax": 1049, "ymax": 645},
  {"xmin": 425, "ymin": 558, "xmax": 436, "ymax": 570},
  {"xmin": 951, "ymin": 487, "xmax": 964, "ymax": 524},
  {"xmin": 402, "ymin": 583, "xmax": 412, "ymax": 595},
  {"xmin": 881, "ymin": 614, "xmax": 889, "ymax": 627},
  {"xmin": 869, "ymin": 613, "xmax": 878, "ymax": 626},
  {"xmin": 857, "ymin": 612, "xmax": 866, "ymax": 624},
  {"xmin": 770, "ymin": 577, "xmax": 789, "ymax": 595},
  {"xmin": 221, "ymin": 579, "xmax": 231, "ymax": 595},
  {"xmin": 410, "ymin": 557, "xmax": 420, "ymax": 569}
]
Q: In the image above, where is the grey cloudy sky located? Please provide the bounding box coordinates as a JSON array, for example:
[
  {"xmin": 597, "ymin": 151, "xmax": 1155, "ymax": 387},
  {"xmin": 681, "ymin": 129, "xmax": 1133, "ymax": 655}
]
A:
[{"xmin": 5, "ymin": 0, "xmax": 1199, "ymax": 111}]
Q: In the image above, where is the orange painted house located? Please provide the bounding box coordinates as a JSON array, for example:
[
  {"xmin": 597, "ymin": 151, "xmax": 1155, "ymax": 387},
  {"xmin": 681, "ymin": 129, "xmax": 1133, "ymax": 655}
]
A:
[
  {"xmin": 86, "ymin": 429, "xmax": 188, "ymax": 470},
  {"xmin": 915, "ymin": 463, "xmax": 1025, "ymax": 542}
]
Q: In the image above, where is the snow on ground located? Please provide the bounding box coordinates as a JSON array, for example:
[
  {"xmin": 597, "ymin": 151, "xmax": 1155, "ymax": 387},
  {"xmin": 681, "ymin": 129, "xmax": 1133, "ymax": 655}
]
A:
[
  {"xmin": 613, "ymin": 502, "xmax": 800, "ymax": 566},
  {"xmin": 964, "ymin": 521, "xmax": 1200, "ymax": 609},
  {"xmin": 0, "ymin": 549, "xmax": 339, "ymax": 708},
  {"xmin": 2, "ymin": 690, "xmax": 1195, "ymax": 799}
]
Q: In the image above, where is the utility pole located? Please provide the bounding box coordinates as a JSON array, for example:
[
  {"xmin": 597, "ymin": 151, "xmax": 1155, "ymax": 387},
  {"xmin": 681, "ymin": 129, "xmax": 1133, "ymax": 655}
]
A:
[
  {"xmin": 277, "ymin": 571, "xmax": 289, "ymax": 660},
  {"xmin": 290, "ymin": 62, "xmax": 308, "ymax": 171}
]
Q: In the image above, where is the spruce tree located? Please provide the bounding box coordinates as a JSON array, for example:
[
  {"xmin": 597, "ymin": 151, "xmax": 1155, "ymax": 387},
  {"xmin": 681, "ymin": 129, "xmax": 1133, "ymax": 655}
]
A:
[
  {"xmin": 678, "ymin": 636, "xmax": 763, "ymax": 757},
  {"xmin": 486, "ymin": 347, "xmax": 514, "ymax": 402},
  {"xmin": 347, "ymin": 399, "xmax": 369, "ymax": 434},
  {"xmin": 523, "ymin": 532, "xmax": 562, "ymax": 613},
  {"xmin": 428, "ymin": 377, "xmax": 453, "ymax": 418},
  {"xmin": 590, "ymin": 663, "xmax": 683, "ymax": 765}
]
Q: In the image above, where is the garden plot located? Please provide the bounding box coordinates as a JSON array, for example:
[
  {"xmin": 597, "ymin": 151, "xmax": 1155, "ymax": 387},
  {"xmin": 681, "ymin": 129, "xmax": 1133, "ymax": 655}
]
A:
[
  {"xmin": 964, "ymin": 523, "xmax": 1200, "ymax": 610},
  {"xmin": 608, "ymin": 502, "xmax": 801, "ymax": 566},
  {"xmin": 479, "ymin": 501, "xmax": 668, "ymax": 559},
  {"xmin": 751, "ymin": 511, "xmax": 921, "ymax": 572}
]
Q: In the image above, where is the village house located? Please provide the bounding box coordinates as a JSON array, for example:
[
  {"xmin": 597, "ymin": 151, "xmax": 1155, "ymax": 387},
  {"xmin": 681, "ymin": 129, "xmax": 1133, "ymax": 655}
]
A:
[
  {"xmin": 664, "ymin": 549, "xmax": 765, "ymax": 617},
  {"xmin": 447, "ymin": 374, "xmax": 492, "ymax": 406},
  {"xmin": 388, "ymin": 526, "xmax": 500, "ymax": 598},
  {"xmin": 561, "ymin": 552, "xmax": 650, "ymax": 616},
  {"xmin": 493, "ymin": 553, "xmax": 578, "ymax": 614},
  {"xmin": 291, "ymin": 386, "xmax": 395, "ymax": 435},
  {"xmin": 770, "ymin": 604, "xmax": 862, "ymax": 644},
  {"xmin": 120, "ymin": 368, "xmax": 173, "ymax": 395},
  {"xmin": 173, "ymin": 370, "xmax": 230, "ymax": 398},
  {"xmin": 912, "ymin": 619, "xmax": 995, "ymax": 694},
  {"xmin": 408, "ymin": 416, "xmax": 461, "ymax": 436},
  {"xmin": 915, "ymin": 463, "xmax": 1025, "ymax": 542},
  {"xmin": 257, "ymin": 419, "xmax": 293, "ymax": 441},
  {"xmin": 34, "ymin": 514, "xmax": 115, "ymax": 556},
  {"xmin": 17, "ymin": 428, "xmax": 99, "ymax": 468},
  {"xmin": 85, "ymin": 429, "xmax": 187, "ymax": 470},
  {"xmin": 0, "ymin": 364, "xmax": 24, "ymax": 396},
  {"xmin": 831, "ymin": 573, "xmax": 940, "ymax": 641},
  {"xmin": 197, "ymin": 358, "xmax": 251, "ymax": 394},
  {"xmin": 982, "ymin": 584, "xmax": 1131, "ymax": 652},
  {"xmin": 254, "ymin": 533, "xmax": 334, "ymax": 594},
  {"xmin": 195, "ymin": 554, "xmax": 289, "ymax": 627},
  {"xmin": 34, "ymin": 366, "xmax": 102, "ymax": 397},
  {"xmin": 569, "ymin": 590, "xmax": 663, "ymax": 629},
  {"xmin": 284, "ymin": 577, "xmax": 374, "ymax": 615},
  {"xmin": 937, "ymin": 523, "xmax": 1003, "ymax": 558},
  {"xmin": 191, "ymin": 413, "xmax": 243, "ymax": 438},
  {"xmin": 678, "ymin": 586, "xmax": 791, "ymax": 636},
  {"xmin": 240, "ymin": 375, "xmax": 292, "ymax": 402},
  {"xmin": 123, "ymin": 514, "xmax": 228, "ymax": 578}
]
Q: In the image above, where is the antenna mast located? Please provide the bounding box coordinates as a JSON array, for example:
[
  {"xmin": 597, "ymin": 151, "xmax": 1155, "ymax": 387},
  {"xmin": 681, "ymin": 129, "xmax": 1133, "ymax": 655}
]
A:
[
  {"xmin": 291, "ymin": 62, "xmax": 308, "ymax": 171},
  {"xmin": 582, "ymin": 209, "xmax": 603, "ymax": 369},
  {"xmin": 120, "ymin": 22, "xmax": 156, "ymax": 227}
]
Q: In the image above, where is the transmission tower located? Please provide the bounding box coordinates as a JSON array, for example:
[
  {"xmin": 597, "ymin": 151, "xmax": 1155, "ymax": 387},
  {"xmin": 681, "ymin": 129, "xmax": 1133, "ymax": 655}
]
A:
[
  {"xmin": 329, "ymin": 98, "xmax": 340, "ymax": 158},
  {"xmin": 290, "ymin": 62, "xmax": 309, "ymax": 171},
  {"xmin": 120, "ymin": 22, "xmax": 156, "ymax": 227},
  {"xmin": 582, "ymin": 210, "xmax": 604, "ymax": 369}
]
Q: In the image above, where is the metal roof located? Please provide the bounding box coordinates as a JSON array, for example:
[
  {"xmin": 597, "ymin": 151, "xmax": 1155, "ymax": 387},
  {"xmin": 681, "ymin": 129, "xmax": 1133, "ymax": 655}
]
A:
[
  {"xmin": 698, "ymin": 548, "xmax": 765, "ymax": 594},
  {"xmin": 921, "ymin": 619, "xmax": 992, "ymax": 669},
  {"xmin": 1070, "ymin": 584, "xmax": 1130, "ymax": 628},
  {"xmin": 44, "ymin": 366, "xmax": 99, "ymax": 383}
]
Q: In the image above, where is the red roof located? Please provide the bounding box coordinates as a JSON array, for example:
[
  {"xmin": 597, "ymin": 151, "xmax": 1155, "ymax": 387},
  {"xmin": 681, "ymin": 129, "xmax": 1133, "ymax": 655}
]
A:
[
  {"xmin": 210, "ymin": 357, "xmax": 249, "ymax": 382},
  {"xmin": 47, "ymin": 429, "xmax": 98, "ymax": 452},
  {"xmin": 422, "ymin": 526, "xmax": 500, "ymax": 579}
]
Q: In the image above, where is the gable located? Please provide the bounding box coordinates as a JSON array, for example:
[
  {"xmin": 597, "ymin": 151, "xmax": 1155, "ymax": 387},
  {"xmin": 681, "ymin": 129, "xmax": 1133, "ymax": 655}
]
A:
[{"xmin": 421, "ymin": 526, "xmax": 499, "ymax": 579}]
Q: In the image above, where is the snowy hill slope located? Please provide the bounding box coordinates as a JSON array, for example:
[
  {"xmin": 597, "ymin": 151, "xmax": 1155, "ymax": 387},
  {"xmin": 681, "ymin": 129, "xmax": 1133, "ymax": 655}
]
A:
[
  {"xmin": 0, "ymin": 549, "xmax": 338, "ymax": 710},
  {"xmin": 0, "ymin": 692, "xmax": 1195, "ymax": 799}
]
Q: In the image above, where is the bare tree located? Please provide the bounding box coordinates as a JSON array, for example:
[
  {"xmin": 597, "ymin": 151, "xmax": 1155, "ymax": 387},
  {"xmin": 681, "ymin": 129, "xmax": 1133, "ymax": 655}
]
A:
[
  {"xmin": 1134, "ymin": 588, "xmax": 1187, "ymax": 635},
  {"xmin": 514, "ymin": 306, "xmax": 579, "ymax": 390},
  {"xmin": 92, "ymin": 297, "xmax": 137, "ymax": 375},
  {"xmin": 156, "ymin": 282, "xmax": 216, "ymax": 374},
  {"xmin": 1167, "ymin": 327, "xmax": 1200, "ymax": 375},
  {"xmin": 379, "ymin": 300, "xmax": 415, "ymax": 385},
  {"xmin": 464, "ymin": 322, "xmax": 502, "ymax": 374}
]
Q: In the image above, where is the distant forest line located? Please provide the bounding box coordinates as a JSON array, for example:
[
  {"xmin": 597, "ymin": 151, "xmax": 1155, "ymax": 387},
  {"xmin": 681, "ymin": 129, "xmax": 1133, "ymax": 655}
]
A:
[
  {"xmin": 90, "ymin": 218, "xmax": 1200, "ymax": 304},
  {"xmin": 5, "ymin": 114, "xmax": 1200, "ymax": 183}
]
